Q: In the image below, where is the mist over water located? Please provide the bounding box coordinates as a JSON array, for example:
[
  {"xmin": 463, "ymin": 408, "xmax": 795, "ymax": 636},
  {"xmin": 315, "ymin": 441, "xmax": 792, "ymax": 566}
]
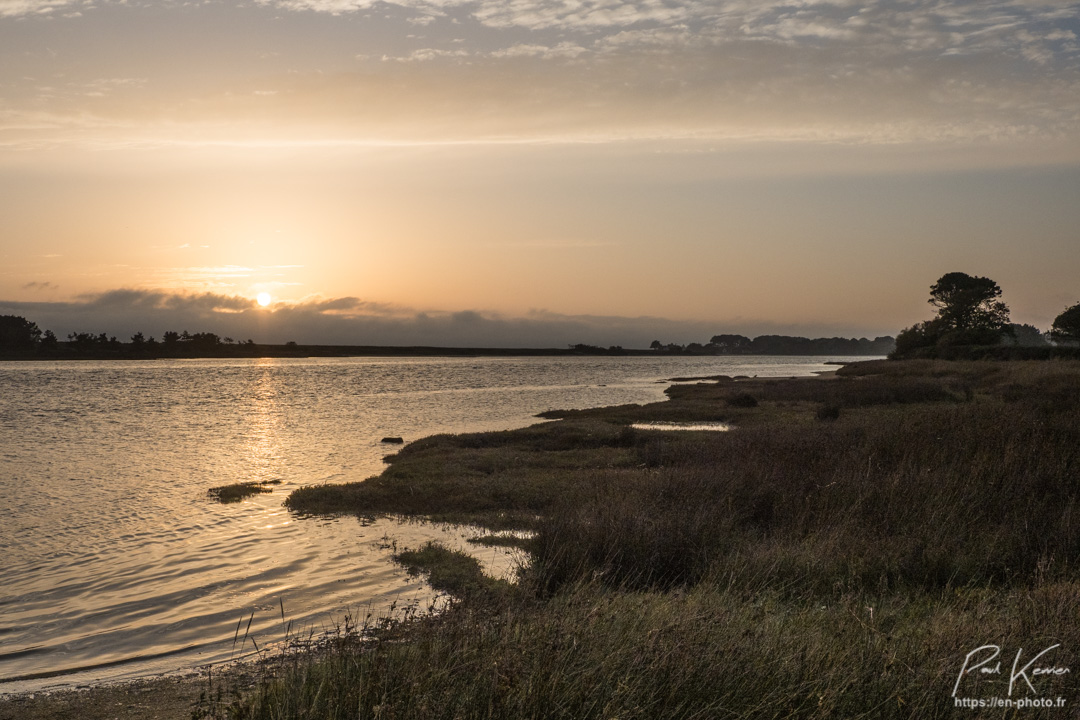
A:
[{"xmin": 0, "ymin": 355, "xmax": 859, "ymax": 693}]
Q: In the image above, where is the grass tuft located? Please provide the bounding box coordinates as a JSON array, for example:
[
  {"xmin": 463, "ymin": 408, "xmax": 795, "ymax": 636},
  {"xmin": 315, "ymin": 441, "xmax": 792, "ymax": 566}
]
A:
[
  {"xmin": 394, "ymin": 541, "xmax": 513, "ymax": 601},
  {"xmin": 208, "ymin": 479, "xmax": 282, "ymax": 503}
]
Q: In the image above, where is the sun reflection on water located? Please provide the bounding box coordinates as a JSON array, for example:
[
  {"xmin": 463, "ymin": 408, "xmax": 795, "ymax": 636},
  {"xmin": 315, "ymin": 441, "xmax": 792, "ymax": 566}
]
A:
[{"xmin": 245, "ymin": 363, "xmax": 285, "ymax": 490}]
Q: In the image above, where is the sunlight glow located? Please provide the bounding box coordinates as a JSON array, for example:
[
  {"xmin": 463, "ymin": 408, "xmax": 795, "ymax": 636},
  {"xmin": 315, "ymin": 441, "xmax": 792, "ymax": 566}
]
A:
[{"xmin": 257, "ymin": 292, "xmax": 272, "ymax": 307}]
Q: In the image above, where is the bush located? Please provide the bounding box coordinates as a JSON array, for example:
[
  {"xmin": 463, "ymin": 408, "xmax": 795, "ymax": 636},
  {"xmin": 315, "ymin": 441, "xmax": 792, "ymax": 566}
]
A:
[{"xmin": 726, "ymin": 392, "xmax": 758, "ymax": 408}]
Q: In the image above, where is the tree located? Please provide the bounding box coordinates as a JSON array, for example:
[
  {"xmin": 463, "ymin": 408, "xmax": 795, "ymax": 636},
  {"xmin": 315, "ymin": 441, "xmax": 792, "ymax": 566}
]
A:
[
  {"xmin": 928, "ymin": 272, "xmax": 1010, "ymax": 340},
  {"xmin": 893, "ymin": 322, "xmax": 934, "ymax": 357},
  {"xmin": 0, "ymin": 315, "xmax": 42, "ymax": 353},
  {"xmin": 1050, "ymin": 304, "xmax": 1080, "ymax": 345},
  {"xmin": 709, "ymin": 334, "xmax": 751, "ymax": 353},
  {"xmin": 891, "ymin": 273, "xmax": 1012, "ymax": 358},
  {"xmin": 188, "ymin": 332, "xmax": 220, "ymax": 348}
]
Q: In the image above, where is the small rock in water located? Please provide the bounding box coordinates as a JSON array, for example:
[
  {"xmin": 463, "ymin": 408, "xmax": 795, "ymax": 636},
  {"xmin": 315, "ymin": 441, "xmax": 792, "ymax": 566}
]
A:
[{"xmin": 381, "ymin": 436, "xmax": 404, "ymax": 444}]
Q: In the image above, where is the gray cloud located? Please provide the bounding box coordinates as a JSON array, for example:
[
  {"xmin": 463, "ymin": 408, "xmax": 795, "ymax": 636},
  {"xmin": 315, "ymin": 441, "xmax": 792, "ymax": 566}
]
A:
[
  {"xmin": 255, "ymin": 0, "xmax": 1080, "ymax": 64},
  {"xmin": 0, "ymin": 289, "xmax": 892, "ymax": 348},
  {"xmin": 22, "ymin": 281, "xmax": 57, "ymax": 291}
]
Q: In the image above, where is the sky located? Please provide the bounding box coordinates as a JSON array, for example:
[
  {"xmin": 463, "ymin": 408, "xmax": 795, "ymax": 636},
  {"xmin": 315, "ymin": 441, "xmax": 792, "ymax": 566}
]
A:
[{"xmin": 1, "ymin": 0, "xmax": 1079, "ymax": 346}]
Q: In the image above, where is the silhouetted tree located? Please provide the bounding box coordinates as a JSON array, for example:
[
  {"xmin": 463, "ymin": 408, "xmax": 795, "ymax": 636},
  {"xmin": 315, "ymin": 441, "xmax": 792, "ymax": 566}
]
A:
[
  {"xmin": 40, "ymin": 329, "xmax": 58, "ymax": 353},
  {"xmin": 894, "ymin": 273, "xmax": 1011, "ymax": 356},
  {"xmin": 1051, "ymin": 304, "xmax": 1080, "ymax": 345},
  {"xmin": 709, "ymin": 334, "xmax": 751, "ymax": 353},
  {"xmin": 0, "ymin": 315, "xmax": 42, "ymax": 353},
  {"xmin": 68, "ymin": 331, "xmax": 100, "ymax": 350},
  {"xmin": 163, "ymin": 331, "xmax": 180, "ymax": 346},
  {"xmin": 188, "ymin": 332, "xmax": 220, "ymax": 348},
  {"xmin": 928, "ymin": 272, "xmax": 1011, "ymax": 343}
]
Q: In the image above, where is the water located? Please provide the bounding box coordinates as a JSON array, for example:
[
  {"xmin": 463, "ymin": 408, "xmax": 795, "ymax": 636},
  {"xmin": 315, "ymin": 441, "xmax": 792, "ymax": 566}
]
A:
[{"xmin": 0, "ymin": 355, "xmax": 862, "ymax": 693}]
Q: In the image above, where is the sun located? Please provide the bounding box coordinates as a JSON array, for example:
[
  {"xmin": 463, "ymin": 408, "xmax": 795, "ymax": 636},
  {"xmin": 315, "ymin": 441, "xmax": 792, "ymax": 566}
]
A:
[{"xmin": 256, "ymin": 292, "xmax": 272, "ymax": 307}]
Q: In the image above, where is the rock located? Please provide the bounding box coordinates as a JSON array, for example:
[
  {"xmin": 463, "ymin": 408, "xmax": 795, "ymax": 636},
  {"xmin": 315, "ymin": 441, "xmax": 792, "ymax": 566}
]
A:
[{"xmin": 381, "ymin": 436, "xmax": 404, "ymax": 444}]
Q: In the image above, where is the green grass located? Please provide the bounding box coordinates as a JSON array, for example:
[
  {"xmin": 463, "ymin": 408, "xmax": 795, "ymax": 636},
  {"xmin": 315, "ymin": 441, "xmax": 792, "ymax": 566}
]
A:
[{"xmin": 207, "ymin": 359, "xmax": 1080, "ymax": 719}]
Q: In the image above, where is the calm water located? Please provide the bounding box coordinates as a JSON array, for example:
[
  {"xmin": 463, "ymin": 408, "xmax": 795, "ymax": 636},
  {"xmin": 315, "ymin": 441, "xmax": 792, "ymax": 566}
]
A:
[{"xmin": 0, "ymin": 355, "xmax": 863, "ymax": 693}]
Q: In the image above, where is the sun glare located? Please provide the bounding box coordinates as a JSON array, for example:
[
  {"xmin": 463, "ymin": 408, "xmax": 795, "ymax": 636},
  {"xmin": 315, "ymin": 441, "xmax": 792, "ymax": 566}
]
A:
[{"xmin": 256, "ymin": 292, "xmax": 272, "ymax": 307}]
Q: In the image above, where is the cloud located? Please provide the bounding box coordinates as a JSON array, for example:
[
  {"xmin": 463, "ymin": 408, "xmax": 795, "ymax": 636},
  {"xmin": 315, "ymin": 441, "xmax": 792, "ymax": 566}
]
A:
[
  {"xmin": 390, "ymin": 48, "xmax": 472, "ymax": 62},
  {"xmin": 251, "ymin": 0, "xmax": 1080, "ymax": 63},
  {"xmin": 0, "ymin": 0, "xmax": 77, "ymax": 17},
  {"xmin": 4, "ymin": 0, "xmax": 1077, "ymax": 154},
  {"xmin": 0, "ymin": 289, "xmax": 889, "ymax": 348},
  {"xmin": 22, "ymin": 281, "xmax": 57, "ymax": 291},
  {"xmin": 489, "ymin": 42, "xmax": 590, "ymax": 59}
]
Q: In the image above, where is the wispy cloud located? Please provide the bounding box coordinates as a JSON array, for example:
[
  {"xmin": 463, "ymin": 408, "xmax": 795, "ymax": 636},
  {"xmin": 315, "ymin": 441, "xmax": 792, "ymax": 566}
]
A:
[
  {"xmin": 0, "ymin": 0, "xmax": 78, "ymax": 18},
  {"xmin": 3, "ymin": 0, "xmax": 1078, "ymax": 153}
]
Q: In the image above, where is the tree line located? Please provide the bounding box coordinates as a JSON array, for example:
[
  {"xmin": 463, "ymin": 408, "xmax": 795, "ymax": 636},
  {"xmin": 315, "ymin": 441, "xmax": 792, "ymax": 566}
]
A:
[
  {"xmin": 646, "ymin": 335, "xmax": 897, "ymax": 356},
  {"xmin": 0, "ymin": 317, "xmax": 267, "ymax": 358}
]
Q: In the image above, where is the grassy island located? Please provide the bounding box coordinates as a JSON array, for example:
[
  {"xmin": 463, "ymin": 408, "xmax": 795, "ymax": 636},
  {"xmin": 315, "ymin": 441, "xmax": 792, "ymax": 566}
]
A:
[{"xmin": 209, "ymin": 359, "xmax": 1080, "ymax": 718}]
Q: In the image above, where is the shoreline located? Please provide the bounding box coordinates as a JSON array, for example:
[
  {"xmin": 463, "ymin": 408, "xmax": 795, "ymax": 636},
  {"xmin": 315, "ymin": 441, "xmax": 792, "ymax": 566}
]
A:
[{"xmin": 0, "ymin": 673, "xmax": 212, "ymax": 720}]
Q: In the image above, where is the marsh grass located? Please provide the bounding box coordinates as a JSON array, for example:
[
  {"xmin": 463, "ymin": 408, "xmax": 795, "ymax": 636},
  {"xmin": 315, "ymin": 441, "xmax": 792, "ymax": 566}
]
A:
[
  {"xmin": 215, "ymin": 580, "xmax": 1080, "ymax": 720},
  {"xmin": 467, "ymin": 533, "xmax": 534, "ymax": 549},
  {"xmin": 229, "ymin": 360, "xmax": 1080, "ymax": 718},
  {"xmin": 394, "ymin": 542, "xmax": 514, "ymax": 601},
  {"xmin": 208, "ymin": 479, "xmax": 282, "ymax": 503}
]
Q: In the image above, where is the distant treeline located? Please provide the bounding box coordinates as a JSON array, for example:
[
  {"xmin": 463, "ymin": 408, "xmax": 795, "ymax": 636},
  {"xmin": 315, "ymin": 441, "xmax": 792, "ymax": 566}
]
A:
[
  {"xmin": 0, "ymin": 317, "xmax": 594, "ymax": 359},
  {"xmin": 642, "ymin": 334, "xmax": 896, "ymax": 356},
  {"xmin": 2, "ymin": 313, "xmax": 899, "ymax": 359},
  {"xmin": 0, "ymin": 318, "xmax": 286, "ymax": 359}
]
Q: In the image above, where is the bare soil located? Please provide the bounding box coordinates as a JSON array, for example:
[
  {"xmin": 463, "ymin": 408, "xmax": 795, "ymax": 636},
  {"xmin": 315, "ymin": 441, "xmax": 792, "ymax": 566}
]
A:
[{"xmin": 0, "ymin": 670, "xmax": 255, "ymax": 720}]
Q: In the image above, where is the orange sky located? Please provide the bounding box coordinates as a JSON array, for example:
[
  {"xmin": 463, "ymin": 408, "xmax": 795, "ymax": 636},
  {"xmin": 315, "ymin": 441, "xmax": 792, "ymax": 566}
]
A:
[{"xmin": 2, "ymin": 0, "xmax": 1079, "ymax": 345}]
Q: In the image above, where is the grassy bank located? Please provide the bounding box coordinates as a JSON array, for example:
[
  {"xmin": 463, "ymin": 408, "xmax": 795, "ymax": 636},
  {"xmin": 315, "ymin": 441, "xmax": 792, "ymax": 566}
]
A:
[{"xmin": 215, "ymin": 360, "xmax": 1080, "ymax": 718}]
